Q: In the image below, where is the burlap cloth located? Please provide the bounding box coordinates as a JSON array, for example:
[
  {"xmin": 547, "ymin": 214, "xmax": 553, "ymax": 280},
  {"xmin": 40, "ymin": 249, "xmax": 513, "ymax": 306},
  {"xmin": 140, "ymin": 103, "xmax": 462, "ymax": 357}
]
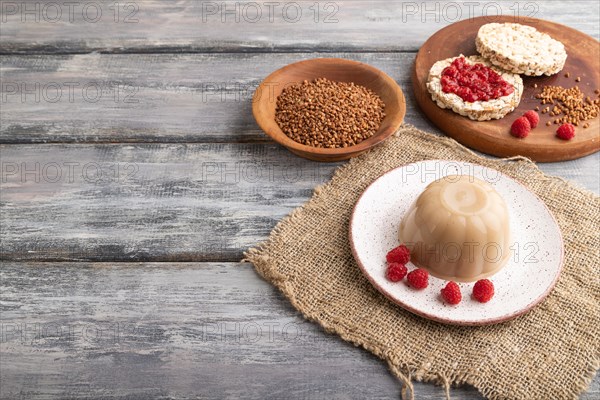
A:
[{"xmin": 244, "ymin": 124, "xmax": 600, "ymax": 400}]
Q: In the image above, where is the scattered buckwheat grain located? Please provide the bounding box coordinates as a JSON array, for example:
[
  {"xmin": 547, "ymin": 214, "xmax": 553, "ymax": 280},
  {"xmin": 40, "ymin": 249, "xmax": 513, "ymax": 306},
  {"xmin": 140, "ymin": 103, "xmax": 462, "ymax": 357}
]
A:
[{"xmin": 536, "ymin": 85, "xmax": 600, "ymax": 126}]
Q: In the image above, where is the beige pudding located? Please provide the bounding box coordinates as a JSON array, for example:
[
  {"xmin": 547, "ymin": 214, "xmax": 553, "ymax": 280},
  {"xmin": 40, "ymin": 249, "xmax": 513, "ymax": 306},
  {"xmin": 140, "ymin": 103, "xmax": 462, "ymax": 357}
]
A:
[{"xmin": 399, "ymin": 175, "xmax": 510, "ymax": 282}]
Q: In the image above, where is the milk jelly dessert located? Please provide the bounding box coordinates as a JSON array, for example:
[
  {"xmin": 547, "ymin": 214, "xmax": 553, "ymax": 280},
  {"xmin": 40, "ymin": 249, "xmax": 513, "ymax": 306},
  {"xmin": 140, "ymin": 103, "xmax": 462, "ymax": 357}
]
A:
[{"xmin": 398, "ymin": 175, "xmax": 510, "ymax": 282}]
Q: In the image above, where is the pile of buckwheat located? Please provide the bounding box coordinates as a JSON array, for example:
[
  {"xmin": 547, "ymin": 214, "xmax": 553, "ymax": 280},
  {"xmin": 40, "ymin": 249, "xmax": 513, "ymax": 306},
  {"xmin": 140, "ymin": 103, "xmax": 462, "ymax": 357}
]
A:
[
  {"xmin": 537, "ymin": 85, "xmax": 600, "ymax": 128},
  {"xmin": 275, "ymin": 78, "xmax": 386, "ymax": 148}
]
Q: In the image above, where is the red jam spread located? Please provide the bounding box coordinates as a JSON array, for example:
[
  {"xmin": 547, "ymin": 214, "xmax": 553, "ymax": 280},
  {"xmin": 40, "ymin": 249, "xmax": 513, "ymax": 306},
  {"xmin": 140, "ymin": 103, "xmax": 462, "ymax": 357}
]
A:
[{"xmin": 441, "ymin": 57, "xmax": 514, "ymax": 103}]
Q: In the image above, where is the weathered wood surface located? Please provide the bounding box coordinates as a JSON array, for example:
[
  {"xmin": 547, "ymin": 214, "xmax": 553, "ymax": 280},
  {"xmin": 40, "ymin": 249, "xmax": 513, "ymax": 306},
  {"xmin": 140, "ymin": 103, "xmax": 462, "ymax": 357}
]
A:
[
  {"xmin": 1, "ymin": 143, "xmax": 598, "ymax": 262},
  {"xmin": 0, "ymin": 52, "xmax": 437, "ymax": 144},
  {"xmin": 0, "ymin": 143, "xmax": 334, "ymax": 262},
  {"xmin": 1, "ymin": 261, "xmax": 594, "ymax": 400},
  {"xmin": 2, "ymin": 51, "xmax": 599, "ymax": 149},
  {"xmin": 2, "ymin": 1, "xmax": 599, "ymax": 398},
  {"xmin": 1, "ymin": 1, "xmax": 598, "ymax": 54}
]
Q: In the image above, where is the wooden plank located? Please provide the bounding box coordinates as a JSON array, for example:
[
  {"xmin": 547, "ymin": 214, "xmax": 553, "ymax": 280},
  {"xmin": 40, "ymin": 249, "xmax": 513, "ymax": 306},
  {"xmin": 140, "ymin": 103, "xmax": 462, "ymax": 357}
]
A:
[
  {"xmin": 6, "ymin": 50, "xmax": 598, "ymax": 145},
  {"xmin": 0, "ymin": 52, "xmax": 444, "ymax": 144},
  {"xmin": 1, "ymin": 1, "xmax": 598, "ymax": 54},
  {"xmin": 3, "ymin": 261, "xmax": 598, "ymax": 399},
  {"xmin": 1, "ymin": 143, "xmax": 598, "ymax": 262},
  {"xmin": 0, "ymin": 142, "xmax": 337, "ymax": 261},
  {"xmin": 0, "ymin": 261, "xmax": 471, "ymax": 400}
]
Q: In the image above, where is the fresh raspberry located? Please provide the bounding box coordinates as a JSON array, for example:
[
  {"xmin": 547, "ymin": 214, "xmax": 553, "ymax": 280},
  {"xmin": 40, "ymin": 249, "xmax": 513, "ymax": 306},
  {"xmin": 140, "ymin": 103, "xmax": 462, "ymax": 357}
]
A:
[
  {"xmin": 441, "ymin": 281, "xmax": 462, "ymax": 305},
  {"xmin": 406, "ymin": 268, "xmax": 429, "ymax": 289},
  {"xmin": 556, "ymin": 123, "xmax": 575, "ymax": 140},
  {"xmin": 386, "ymin": 263, "xmax": 407, "ymax": 282},
  {"xmin": 386, "ymin": 245, "xmax": 411, "ymax": 264},
  {"xmin": 523, "ymin": 110, "xmax": 540, "ymax": 128},
  {"xmin": 472, "ymin": 279, "xmax": 495, "ymax": 303},
  {"xmin": 510, "ymin": 116, "xmax": 531, "ymax": 138}
]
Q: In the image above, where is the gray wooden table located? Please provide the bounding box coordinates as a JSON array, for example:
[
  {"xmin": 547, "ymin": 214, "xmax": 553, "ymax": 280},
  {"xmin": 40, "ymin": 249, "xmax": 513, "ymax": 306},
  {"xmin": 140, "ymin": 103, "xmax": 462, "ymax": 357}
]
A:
[{"xmin": 1, "ymin": 1, "xmax": 598, "ymax": 399}]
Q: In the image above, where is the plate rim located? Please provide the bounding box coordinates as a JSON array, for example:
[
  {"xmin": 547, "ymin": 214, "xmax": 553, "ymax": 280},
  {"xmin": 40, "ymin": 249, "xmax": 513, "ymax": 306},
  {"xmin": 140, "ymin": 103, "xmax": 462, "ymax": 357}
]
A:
[{"xmin": 349, "ymin": 160, "xmax": 565, "ymax": 326}]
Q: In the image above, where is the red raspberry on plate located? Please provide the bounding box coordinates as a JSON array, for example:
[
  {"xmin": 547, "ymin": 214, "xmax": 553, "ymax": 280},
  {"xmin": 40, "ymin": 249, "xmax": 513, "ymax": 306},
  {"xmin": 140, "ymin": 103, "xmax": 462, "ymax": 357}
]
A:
[
  {"xmin": 472, "ymin": 279, "xmax": 495, "ymax": 303},
  {"xmin": 386, "ymin": 263, "xmax": 407, "ymax": 282},
  {"xmin": 556, "ymin": 123, "xmax": 575, "ymax": 140},
  {"xmin": 510, "ymin": 116, "xmax": 531, "ymax": 138},
  {"xmin": 523, "ymin": 110, "xmax": 540, "ymax": 128},
  {"xmin": 406, "ymin": 268, "xmax": 429, "ymax": 289},
  {"xmin": 386, "ymin": 245, "xmax": 410, "ymax": 264},
  {"xmin": 441, "ymin": 281, "xmax": 462, "ymax": 305}
]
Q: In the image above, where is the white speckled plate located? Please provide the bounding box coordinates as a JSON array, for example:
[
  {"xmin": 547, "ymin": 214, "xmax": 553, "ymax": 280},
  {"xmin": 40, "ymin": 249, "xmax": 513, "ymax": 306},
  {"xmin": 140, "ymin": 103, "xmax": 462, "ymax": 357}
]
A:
[{"xmin": 349, "ymin": 160, "xmax": 564, "ymax": 326}]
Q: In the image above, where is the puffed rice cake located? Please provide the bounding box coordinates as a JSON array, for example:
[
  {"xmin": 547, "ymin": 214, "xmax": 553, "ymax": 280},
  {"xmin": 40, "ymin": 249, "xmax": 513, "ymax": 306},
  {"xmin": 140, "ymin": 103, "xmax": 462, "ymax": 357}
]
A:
[
  {"xmin": 426, "ymin": 55, "xmax": 523, "ymax": 121},
  {"xmin": 476, "ymin": 23, "xmax": 567, "ymax": 76},
  {"xmin": 427, "ymin": 54, "xmax": 523, "ymax": 121}
]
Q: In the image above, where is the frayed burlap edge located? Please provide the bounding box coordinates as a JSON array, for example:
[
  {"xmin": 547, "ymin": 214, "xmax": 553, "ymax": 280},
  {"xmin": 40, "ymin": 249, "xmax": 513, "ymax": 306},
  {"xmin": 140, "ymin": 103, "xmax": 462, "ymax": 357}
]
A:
[{"xmin": 244, "ymin": 124, "xmax": 600, "ymax": 400}]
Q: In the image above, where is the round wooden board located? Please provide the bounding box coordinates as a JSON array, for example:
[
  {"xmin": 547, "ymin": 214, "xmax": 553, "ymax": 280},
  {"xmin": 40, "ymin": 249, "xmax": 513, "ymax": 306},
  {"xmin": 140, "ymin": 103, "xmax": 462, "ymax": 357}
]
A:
[{"xmin": 412, "ymin": 16, "xmax": 600, "ymax": 162}]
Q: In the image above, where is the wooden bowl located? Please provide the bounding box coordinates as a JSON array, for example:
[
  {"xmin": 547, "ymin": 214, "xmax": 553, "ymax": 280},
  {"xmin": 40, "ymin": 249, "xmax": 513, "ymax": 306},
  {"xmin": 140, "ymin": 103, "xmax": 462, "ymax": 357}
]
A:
[{"xmin": 252, "ymin": 58, "xmax": 406, "ymax": 162}]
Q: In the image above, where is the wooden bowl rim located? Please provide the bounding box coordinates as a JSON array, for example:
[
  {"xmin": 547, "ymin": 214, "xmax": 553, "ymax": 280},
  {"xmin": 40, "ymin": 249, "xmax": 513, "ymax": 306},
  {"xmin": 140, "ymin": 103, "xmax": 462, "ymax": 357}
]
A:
[{"xmin": 252, "ymin": 57, "xmax": 406, "ymax": 156}]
